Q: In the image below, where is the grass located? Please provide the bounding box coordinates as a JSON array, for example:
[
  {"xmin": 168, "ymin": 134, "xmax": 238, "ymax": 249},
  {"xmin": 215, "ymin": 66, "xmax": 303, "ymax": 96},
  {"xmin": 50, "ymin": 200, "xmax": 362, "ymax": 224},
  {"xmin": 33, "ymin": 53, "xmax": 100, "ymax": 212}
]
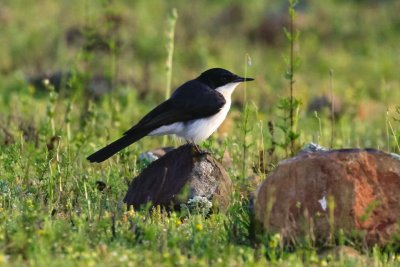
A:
[{"xmin": 1, "ymin": 0, "xmax": 400, "ymax": 266}]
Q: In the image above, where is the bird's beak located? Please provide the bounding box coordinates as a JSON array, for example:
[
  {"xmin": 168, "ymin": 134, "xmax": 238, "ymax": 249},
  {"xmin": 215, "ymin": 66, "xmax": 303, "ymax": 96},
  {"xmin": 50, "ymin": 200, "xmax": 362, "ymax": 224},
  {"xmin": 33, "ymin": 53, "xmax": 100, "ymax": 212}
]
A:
[{"xmin": 233, "ymin": 76, "xmax": 254, "ymax": 83}]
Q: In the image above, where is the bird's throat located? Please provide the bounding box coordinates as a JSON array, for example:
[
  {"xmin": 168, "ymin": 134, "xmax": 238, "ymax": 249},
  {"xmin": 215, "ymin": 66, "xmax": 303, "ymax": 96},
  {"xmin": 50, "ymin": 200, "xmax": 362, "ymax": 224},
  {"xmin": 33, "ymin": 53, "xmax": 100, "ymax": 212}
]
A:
[{"xmin": 215, "ymin": 82, "xmax": 240, "ymax": 100}]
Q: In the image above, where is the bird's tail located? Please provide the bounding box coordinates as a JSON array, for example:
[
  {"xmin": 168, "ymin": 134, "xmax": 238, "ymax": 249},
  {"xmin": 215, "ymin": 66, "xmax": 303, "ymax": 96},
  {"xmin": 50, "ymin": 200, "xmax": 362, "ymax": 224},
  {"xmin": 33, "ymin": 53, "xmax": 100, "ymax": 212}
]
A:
[{"xmin": 87, "ymin": 130, "xmax": 147, "ymax": 163}]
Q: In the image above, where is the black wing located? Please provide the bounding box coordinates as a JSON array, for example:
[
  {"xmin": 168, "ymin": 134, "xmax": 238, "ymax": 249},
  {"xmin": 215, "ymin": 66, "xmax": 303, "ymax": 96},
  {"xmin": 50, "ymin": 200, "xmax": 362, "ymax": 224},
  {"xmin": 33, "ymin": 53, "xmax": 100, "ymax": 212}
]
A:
[{"xmin": 124, "ymin": 79, "xmax": 226, "ymax": 135}]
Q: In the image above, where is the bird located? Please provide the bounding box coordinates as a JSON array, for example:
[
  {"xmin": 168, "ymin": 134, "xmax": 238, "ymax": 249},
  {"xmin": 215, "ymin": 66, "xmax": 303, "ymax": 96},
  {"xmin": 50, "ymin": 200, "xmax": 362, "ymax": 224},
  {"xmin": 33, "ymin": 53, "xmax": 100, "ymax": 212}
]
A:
[{"xmin": 87, "ymin": 68, "xmax": 254, "ymax": 163}]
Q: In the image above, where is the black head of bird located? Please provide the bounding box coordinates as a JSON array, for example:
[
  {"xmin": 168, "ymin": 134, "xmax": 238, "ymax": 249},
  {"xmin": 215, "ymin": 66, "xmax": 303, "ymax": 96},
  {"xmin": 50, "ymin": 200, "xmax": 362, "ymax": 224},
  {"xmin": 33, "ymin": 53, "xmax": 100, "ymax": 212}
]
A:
[{"xmin": 197, "ymin": 68, "xmax": 254, "ymax": 89}]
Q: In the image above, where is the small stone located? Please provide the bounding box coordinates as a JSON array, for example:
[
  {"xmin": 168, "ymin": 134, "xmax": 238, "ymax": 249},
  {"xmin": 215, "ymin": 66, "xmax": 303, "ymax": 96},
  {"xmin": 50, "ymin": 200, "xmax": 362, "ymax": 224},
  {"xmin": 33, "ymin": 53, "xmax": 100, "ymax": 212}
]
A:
[
  {"xmin": 301, "ymin": 143, "xmax": 329, "ymax": 153},
  {"xmin": 138, "ymin": 147, "xmax": 175, "ymax": 164},
  {"xmin": 138, "ymin": 151, "xmax": 158, "ymax": 163}
]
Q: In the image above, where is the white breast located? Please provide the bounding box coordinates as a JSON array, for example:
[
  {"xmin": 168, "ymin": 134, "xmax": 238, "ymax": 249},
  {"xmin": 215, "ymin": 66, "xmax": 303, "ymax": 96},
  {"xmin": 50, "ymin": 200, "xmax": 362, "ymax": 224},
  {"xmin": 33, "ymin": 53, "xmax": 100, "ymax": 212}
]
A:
[
  {"xmin": 149, "ymin": 82, "xmax": 240, "ymax": 143},
  {"xmin": 180, "ymin": 100, "xmax": 231, "ymax": 142}
]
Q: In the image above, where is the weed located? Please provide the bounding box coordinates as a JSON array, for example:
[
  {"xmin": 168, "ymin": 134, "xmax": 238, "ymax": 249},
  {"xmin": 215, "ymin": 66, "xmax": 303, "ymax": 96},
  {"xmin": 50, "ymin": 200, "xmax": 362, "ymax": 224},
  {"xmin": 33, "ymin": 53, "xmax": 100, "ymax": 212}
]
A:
[
  {"xmin": 164, "ymin": 8, "xmax": 178, "ymax": 100},
  {"xmin": 240, "ymin": 54, "xmax": 253, "ymax": 179},
  {"xmin": 283, "ymin": 0, "xmax": 302, "ymax": 156}
]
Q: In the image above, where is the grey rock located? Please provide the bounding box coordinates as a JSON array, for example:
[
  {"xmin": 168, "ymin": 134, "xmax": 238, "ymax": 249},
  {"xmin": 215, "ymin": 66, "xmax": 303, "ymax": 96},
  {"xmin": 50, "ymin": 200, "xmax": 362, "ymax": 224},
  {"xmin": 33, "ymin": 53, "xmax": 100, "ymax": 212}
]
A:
[
  {"xmin": 124, "ymin": 144, "xmax": 232, "ymax": 211},
  {"xmin": 138, "ymin": 151, "xmax": 159, "ymax": 163},
  {"xmin": 138, "ymin": 147, "xmax": 175, "ymax": 164}
]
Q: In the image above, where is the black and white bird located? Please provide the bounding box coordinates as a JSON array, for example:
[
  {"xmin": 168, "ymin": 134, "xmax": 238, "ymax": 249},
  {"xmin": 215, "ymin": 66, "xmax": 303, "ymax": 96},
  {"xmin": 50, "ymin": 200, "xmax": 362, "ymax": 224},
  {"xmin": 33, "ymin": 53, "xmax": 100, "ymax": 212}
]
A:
[{"xmin": 87, "ymin": 68, "xmax": 254, "ymax": 163}]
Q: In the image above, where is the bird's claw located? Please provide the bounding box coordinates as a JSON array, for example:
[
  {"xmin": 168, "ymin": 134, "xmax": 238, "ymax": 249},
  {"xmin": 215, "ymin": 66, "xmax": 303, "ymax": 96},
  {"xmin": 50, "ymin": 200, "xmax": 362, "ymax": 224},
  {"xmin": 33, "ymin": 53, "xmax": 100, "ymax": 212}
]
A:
[{"xmin": 188, "ymin": 143, "xmax": 208, "ymax": 156}]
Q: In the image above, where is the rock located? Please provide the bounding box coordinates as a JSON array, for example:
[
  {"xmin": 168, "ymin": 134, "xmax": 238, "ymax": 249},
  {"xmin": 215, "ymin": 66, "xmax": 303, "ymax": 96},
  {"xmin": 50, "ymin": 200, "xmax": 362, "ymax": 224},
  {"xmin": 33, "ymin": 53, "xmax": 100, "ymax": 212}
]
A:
[
  {"xmin": 301, "ymin": 143, "xmax": 329, "ymax": 153},
  {"xmin": 254, "ymin": 148, "xmax": 400, "ymax": 246},
  {"xmin": 307, "ymin": 94, "xmax": 343, "ymax": 118},
  {"xmin": 138, "ymin": 151, "xmax": 158, "ymax": 164},
  {"xmin": 138, "ymin": 147, "xmax": 175, "ymax": 164},
  {"xmin": 124, "ymin": 144, "xmax": 232, "ymax": 211}
]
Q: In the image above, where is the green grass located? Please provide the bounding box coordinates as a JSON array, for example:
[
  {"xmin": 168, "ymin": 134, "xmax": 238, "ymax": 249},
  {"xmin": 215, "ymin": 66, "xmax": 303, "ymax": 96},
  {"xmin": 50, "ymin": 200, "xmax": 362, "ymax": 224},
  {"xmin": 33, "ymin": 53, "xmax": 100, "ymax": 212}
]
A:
[{"xmin": 1, "ymin": 0, "xmax": 400, "ymax": 266}]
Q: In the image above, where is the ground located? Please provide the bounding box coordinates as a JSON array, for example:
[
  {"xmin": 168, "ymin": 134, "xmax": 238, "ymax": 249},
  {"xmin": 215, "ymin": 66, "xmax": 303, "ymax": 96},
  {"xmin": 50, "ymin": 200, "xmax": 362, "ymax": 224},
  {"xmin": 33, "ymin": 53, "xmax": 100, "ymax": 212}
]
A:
[{"xmin": 0, "ymin": 0, "xmax": 400, "ymax": 266}]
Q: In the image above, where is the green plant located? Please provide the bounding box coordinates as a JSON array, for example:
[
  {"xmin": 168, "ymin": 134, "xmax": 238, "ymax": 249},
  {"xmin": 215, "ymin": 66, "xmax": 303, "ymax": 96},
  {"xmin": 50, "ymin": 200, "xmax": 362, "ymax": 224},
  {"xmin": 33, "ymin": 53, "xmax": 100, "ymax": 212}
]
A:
[
  {"xmin": 391, "ymin": 106, "xmax": 400, "ymax": 152},
  {"xmin": 164, "ymin": 8, "xmax": 178, "ymax": 100},
  {"xmin": 240, "ymin": 54, "xmax": 253, "ymax": 179},
  {"xmin": 275, "ymin": 0, "xmax": 302, "ymax": 157},
  {"xmin": 387, "ymin": 107, "xmax": 400, "ymax": 153},
  {"xmin": 162, "ymin": 8, "xmax": 178, "ymax": 147},
  {"xmin": 329, "ymin": 70, "xmax": 336, "ymax": 148},
  {"xmin": 45, "ymin": 80, "xmax": 58, "ymax": 137},
  {"xmin": 276, "ymin": 97, "xmax": 301, "ymax": 157},
  {"xmin": 283, "ymin": 0, "xmax": 301, "ymax": 155}
]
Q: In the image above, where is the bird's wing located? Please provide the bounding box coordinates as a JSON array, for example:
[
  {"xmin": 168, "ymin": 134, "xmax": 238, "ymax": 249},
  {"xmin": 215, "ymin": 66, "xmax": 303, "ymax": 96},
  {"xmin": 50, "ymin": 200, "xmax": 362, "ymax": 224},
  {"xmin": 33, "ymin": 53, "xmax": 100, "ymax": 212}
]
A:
[
  {"xmin": 171, "ymin": 80, "xmax": 226, "ymax": 118},
  {"xmin": 124, "ymin": 80, "xmax": 226, "ymax": 135}
]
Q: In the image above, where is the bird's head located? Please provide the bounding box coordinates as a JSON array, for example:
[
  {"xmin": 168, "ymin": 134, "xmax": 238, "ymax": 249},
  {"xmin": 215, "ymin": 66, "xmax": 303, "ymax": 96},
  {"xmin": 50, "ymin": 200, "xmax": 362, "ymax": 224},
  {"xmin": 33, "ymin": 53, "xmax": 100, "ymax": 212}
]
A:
[{"xmin": 197, "ymin": 68, "xmax": 254, "ymax": 89}]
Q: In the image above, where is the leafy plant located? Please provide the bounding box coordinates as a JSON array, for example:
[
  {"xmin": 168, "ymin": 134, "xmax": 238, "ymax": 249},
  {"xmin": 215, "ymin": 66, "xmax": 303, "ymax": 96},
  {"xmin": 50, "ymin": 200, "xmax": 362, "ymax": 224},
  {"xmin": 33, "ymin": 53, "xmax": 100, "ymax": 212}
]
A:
[{"xmin": 283, "ymin": 0, "xmax": 302, "ymax": 156}]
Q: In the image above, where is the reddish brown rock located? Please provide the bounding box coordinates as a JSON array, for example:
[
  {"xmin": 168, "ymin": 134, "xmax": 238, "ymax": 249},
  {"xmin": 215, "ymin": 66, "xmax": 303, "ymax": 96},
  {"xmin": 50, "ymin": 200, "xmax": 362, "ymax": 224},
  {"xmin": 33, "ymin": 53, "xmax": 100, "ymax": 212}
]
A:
[
  {"xmin": 124, "ymin": 144, "xmax": 232, "ymax": 211},
  {"xmin": 254, "ymin": 148, "xmax": 400, "ymax": 246}
]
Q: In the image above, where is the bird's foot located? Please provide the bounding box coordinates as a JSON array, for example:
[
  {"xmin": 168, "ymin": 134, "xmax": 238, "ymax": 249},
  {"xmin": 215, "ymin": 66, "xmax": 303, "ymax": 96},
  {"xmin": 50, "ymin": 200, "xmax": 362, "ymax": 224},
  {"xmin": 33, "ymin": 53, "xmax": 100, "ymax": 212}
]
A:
[{"xmin": 189, "ymin": 143, "xmax": 209, "ymax": 156}]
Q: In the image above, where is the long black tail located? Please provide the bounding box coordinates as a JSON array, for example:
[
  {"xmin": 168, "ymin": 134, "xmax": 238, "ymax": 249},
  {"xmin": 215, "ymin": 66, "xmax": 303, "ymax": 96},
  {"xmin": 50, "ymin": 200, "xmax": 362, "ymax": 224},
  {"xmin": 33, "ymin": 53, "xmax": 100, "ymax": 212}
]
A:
[{"xmin": 87, "ymin": 130, "xmax": 147, "ymax": 163}]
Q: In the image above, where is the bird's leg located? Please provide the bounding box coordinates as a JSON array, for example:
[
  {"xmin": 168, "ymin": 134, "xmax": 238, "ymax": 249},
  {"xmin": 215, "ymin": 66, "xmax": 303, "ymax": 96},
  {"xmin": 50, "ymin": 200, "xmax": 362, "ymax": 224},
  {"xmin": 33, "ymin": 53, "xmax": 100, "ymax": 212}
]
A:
[
  {"xmin": 193, "ymin": 143, "xmax": 202, "ymax": 154},
  {"xmin": 185, "ymin": 139, "xmax": 204, "ymax": 155},
  {"xmin": 184, "ymin": 139, "xmax": 192, "ymax": 148}
]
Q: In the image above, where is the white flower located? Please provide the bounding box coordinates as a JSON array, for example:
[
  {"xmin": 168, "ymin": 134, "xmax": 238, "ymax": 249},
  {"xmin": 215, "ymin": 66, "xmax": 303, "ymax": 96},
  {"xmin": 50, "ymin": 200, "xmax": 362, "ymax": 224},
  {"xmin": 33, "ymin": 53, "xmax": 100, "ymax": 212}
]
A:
[{"xmin": 185, "ymin": 196, "xmax": 212, "ymax": 215}]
